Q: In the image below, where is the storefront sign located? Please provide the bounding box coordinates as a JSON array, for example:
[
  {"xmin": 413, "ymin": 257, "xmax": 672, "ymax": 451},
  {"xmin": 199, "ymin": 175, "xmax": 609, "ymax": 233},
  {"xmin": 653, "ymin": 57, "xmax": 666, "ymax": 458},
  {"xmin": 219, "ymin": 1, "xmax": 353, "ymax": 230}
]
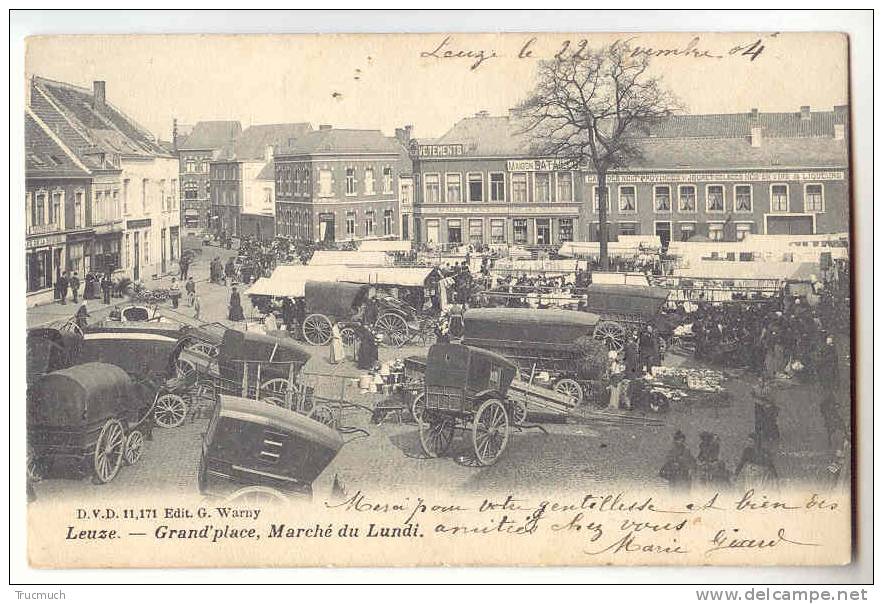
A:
[
  {"xmin": 126, "ymin": 218, "xmax": 152, "ymax": 230},
  {"xmin": 507, "ymin": 159, "xmax": 573, "ymax": 172},
  {"xmin": 26, "ymin": 234, "xmax": 65, "ymax": 249},
  {"xmin": 584, "ymin": 170, "xmax": 846, "ymax": 184},
  {"xmin": 417, "ymin": 144, "xmax": 464, "ymax": 157}
]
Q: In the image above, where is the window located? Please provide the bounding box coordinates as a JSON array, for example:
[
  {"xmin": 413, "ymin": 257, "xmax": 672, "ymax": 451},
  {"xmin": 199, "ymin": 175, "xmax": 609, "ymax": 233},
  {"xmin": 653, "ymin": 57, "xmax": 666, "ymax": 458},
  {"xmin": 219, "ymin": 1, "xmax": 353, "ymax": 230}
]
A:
[
  {"xmin": 706, "ymin": 185, "xmax": 725, "ymax": 212},
  {"xmin": 558, "ymin": 218, "xmax": 574, "ymax": 242},
  {"xmin": 735, "ymin": 223, "xmax": 753, "ymax": 241},
  {"xmin": 186, "ymin": 160, "xmax": 196, "ymax": 173},
  {"xmin": 50, "ymin": 191, "xmax": 63, "ymax": 226},
  {"xmin": 346, "ymin": 211, "xmax": 356, "ymax": 236},
  {"xmin": 445, "ymin": 173, "xmax": 462, "ymax": 203},
  {"xmin": 142, "ymin": 179, "xmax": 149, "ymax": 211},
  {"xmin": 32, "ymin": 192, "xmax": 46, "ymax": 226},
  {"xmin": 144, "ymin": 238, "xmax": 150, "ymax": 265},
  {"xmin": 424, "ymin": 174, "xmax": 441, "ymax": 203},
  {"xmin": 619, "ymin": 222, "xmax": 638, "ymax": 237},
  {"xmin": 123, "ymin": 179, "xmax": 130, "ymax": 215},
  {"xmin": 468, "ymin": 219, "xmax": 483, "ymax": 244},
  {"xmin": 678, "ymin": 185, "xmax": 697, "ymax": 212},
  {"xmin": 383, "ymin": 210, "xmax": 394, "ymax": 236},
  {"xmin": 184, "ymin": 183, "xmax": 198, "ymax": 200},
  {"xmin": 490, "ymin": 173, "xmax": 505, "ymax": 202},
  {"xmin": 74, "ymin": 191, "xmax": 84, "ymax": 228},
  {"xmin": 382, "ymin": 167, "xmax": 393, "ymax": 193},
  {"xmin": 112, "ymin": 190, "xmax": 120, "ymax": 219},
  {"xmin": 708, "ymin": 223, "xmax": 724, "ymax": 241},
  {"xmin": 365, "ymin": 210, "xmax": 375, "ymax": 235},
  {"xmin": 490, "ymin": 219, "xmax": 506, "ymax": 243},
  {"xmin": 319, "ymin": 170, "xmax": 333, "ymax": 196},
  {"xmin": 94, "ymin": 190, "xmax": 104, "ymax": 224},
  {"xmin": 557, "ymin": 172, "xmax": 573, "ymax": 202},
  {"xmin": 345, "ymin": 168, "xmax": 356, "ymax": 195},
  {"xmin": 425, "ymin": 219, "xmax": 439, "ymax": 243},
  {"xmin": 619, "ymin": 185, "xmax": 637, "ymax": 212},
  {"xmin": 734, "ymin": 185, "xmax": 753, "ymax": 212},
  {"xmin": 679, "ymin": 223, "xmax": 696, "ymax": 242},
  {"xmin": 447, "ymin": 219, "xmax": 462, "ymax": 244},
  {"xmin": 805, "ymin": 184, "xmax": 824, "ymax": 212},
  {"xmin": 536, "ymin": 218, "xmax": 551, "ymax": 245},
  {"xmin": 467, "ymin": 173, "xmax": 483, "ymax": 202},
  {"xmin": 511, "ymin": 173, "xmax": 528, "ymax": 203},
  {"xmin": 364, "ymin": 168, "xmax": 375, "ymax": 195},
  {"xmin": 400, "ymin": 179, "xmax": 412, "ymax": 205},
  {"xmin": 159, "ymin": 180, "xmax": 167, "ymax": 212},
  {"xmin": 534, "ymin": 172, "xmax": 552, "ymax": 203},
  {"xmin": 592, "ymin": 186, "xmax": 610, "ymax": 212},
  {"xmin": 513, "ymin": 218, "xmax": 528, "ymax": 244},
  {"xmin": 770, "ymin": 184, "xmax": 789, "ymax": 212},
  {"xmin": 653, "ymin": 185, "xmax": 671, "ymax": 212}
]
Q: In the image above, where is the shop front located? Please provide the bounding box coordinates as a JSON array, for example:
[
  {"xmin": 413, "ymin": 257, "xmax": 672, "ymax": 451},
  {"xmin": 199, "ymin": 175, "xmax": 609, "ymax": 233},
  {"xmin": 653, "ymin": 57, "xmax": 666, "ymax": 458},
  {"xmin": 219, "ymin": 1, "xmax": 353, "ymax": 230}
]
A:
[
  {"xmin": 26, "ymin": 232, "xmax": 66, "ymax": 305},
  {"xmin": 65, "ymin": 230, "xmax": 95, "ymax": 278}
]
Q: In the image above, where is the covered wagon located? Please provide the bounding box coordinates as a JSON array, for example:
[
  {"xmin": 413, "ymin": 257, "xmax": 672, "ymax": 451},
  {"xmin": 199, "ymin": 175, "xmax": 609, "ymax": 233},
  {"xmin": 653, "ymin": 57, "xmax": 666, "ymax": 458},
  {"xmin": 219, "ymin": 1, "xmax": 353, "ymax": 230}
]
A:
[{"xmin": 582, "ymin": 283, "xmax": 671, "ymax": 350}]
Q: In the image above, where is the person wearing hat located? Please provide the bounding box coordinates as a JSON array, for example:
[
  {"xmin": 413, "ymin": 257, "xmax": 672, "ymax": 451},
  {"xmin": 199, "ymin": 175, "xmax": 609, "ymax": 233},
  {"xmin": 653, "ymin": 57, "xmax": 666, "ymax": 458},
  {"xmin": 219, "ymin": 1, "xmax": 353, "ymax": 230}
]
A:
[
  {"xmin": 695, "ymin": 432, "xmax": 730, "ymax": 488},
  {"xmin": 659, "ymin": 429, "xmax": 695, "ymax": 491},
  {"xmin": 734, "ymin": 432, "xmax": 778, "ymax": 491}
]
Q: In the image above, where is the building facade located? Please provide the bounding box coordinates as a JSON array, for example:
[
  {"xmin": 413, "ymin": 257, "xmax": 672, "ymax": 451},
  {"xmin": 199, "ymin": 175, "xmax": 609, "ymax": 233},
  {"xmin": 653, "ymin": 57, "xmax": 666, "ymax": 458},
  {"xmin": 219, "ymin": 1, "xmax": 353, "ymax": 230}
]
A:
[
  {"xmin": 411, "ymin": 107, "xmax": 850, "ymax": 248},
  {"xmin": 30, "ymin": 77, "xmax": 181, "ymax": 282},
  {"xmin": 274, "ymin": 127, "xmax": 411, "ymax": 243},
  {"xmin": 175, "ymin": 120, "xmax": 241, "ymax": 234},
  {"xmin": 209, "ymin": 123, "xmax": 312, "ymax": 239}
]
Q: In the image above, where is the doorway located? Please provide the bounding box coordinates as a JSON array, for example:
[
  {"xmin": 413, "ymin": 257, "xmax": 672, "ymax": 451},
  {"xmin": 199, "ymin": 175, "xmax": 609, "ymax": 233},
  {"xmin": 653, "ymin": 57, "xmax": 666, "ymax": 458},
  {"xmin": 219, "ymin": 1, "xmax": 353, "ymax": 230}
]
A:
[
  {"xmin": 133, "ymin": 231, "xmax": 141, "ymax": 281},
  {"xmin": 654, "ymin": 221, "xmax": 672, "ymax": 251},
  {"xmin": 319, "ymin": 214, "xmax": 335, "ymax": 243}
]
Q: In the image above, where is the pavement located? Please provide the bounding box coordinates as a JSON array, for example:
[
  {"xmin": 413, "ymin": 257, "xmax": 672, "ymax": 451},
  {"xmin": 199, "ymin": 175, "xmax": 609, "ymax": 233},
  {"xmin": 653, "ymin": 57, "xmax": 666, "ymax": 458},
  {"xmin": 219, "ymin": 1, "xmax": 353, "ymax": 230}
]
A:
[{"xmin": 29, "ymin": 244, "xmax": 851, "ymax": 501}]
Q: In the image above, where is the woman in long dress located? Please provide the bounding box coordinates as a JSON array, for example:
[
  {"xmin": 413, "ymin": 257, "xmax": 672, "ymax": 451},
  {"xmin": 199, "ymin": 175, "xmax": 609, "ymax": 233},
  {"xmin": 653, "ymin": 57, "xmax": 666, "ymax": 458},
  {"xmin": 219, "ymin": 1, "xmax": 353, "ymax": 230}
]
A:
[
  {"xmin": 734, "ymin": 433, "xmax": 778, "ymax": 491},
  {"xmin": 228, "ymin": 286, "xmax": 245, "ymax": 321},
  {"xmin": 329, "ymin": 322, "xmax": 344, "ymax": 364}
]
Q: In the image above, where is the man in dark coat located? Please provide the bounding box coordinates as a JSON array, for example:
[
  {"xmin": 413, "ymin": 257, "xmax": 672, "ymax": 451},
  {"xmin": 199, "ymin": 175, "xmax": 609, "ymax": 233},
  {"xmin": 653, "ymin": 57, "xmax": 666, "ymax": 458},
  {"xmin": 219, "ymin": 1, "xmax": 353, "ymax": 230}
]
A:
[
  {"xmin": 101, "ymin": 273, "xmax": 112, "ymax": 305},
  {"xmin": 69, "ymin": 272, "xmax": 81, "ymax": 303},
  {"xmin": 356, "ymin": 325, "xmax": 379, "ymax": 370},
  {"xmin": 57, "ymin": 271, "xmax": 69, "ymax": 305},
  {"xmin": 659, "ymin": 430, "xmax": 695, "ymax": 491}
]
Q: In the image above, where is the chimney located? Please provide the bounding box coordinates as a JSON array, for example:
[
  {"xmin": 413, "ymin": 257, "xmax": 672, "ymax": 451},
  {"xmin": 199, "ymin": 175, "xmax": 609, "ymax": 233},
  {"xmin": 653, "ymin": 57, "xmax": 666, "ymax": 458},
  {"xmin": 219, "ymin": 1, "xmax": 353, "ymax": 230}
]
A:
[
  {"xmin": 800, "ymin": 105, "xmax": 811, "ymax": 120},
  {"xmin": 319, "ymin": 124, "xmax": 333, "ymax": 131},
  {"xmin": 93, "ymin": 81, "xmax": 106, "ymax": 110},
  {"xmin": 395, "ymin": 125, "xmax": 413, "ymax": 146},
  {"xmin": 475, "ymin": 110, "xmax": 489, "ymax": 118}
]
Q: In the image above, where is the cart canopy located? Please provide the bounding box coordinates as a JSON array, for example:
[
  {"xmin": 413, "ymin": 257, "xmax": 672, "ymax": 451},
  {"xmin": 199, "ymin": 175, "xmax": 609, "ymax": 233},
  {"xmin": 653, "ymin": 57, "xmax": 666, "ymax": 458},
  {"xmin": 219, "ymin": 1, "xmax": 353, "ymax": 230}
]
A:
[
  {"xmin": 219, "ymin": 329, "xmax": 311, "ymax": 367},
  {"xmin": 27, "ymin": 327, "xmax": 80, "ymax": 382},
  {"xmin": 28, "ymin": 363, "xmax": 144, "ymax": 428},
  {"xmin": 249, "ymin": 265, "xmax": 437, "ymax": 299},
  {"xmin": 79, "ymin": 330, "xmax": 180, "ymax": 379},
  {"xmin": 425, "ymin": 343, "xmax": 516, "ymax": 394},
  {"xmin": 583, "ymin": 284, "xmax": 671, "ymax": 318},
  {"xmin": 463, "ymin": 308, "xmax": 600, "ymax": 349},
  {"xmin": 307, "ymin": 250, "xmax": 392, "ymax": 267},
  {"xmin": 208, "ymin": 395, "xmax": 344, "ymax": 485},
  {"xmin": 304, "ymin": 280, "xmax": 370, "ymax": 317}
]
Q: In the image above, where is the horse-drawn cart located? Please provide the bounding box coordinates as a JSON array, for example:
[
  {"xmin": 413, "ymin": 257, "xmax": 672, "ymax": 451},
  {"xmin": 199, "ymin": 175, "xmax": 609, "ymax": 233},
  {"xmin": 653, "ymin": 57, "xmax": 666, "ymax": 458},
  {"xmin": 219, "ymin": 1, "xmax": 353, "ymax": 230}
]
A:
[
  {"xmin": 582, "ymin": 283, "xmax": 671, "ymax": 350},
  {"xmin": 300, "ymin": 281, "xmax": 369, "ymax": 346},
  {"xmin": 27, "ymin": 363, "xmax": 156, "ymax": 484}
]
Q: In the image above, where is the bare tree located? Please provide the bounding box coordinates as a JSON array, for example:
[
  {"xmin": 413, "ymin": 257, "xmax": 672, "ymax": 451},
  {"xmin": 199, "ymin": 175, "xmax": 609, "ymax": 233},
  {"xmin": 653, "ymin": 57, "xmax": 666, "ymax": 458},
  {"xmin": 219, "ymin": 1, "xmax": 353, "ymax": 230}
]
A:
[{"xmin": 516, "ymin": 41, "xmax": 681, "ymax": 269}]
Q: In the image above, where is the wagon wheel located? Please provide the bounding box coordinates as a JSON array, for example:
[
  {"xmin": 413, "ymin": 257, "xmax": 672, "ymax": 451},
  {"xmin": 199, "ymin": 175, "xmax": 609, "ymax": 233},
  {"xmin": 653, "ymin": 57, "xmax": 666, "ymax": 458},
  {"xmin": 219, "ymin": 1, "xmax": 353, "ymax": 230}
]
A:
[
  {"xmin": 375, "ymin": 312, "xmax": 409, "ymax": 348},
  {"xmin": 418, "ymin": 414, "xmax": 455, "ymax": 458},
  {"xmin": 511, "ymin": 399, "xmax": 529, "ymax": 426},
  {"xmin": 302, "ymin": 313, "xmax": 333, "ymax": 346},
  {"xmin": 472, "ymin": 398, "xmax": 509, "ymax": 466},
  {"xmin": 308, "ymin": 404, "xmax": 338, "ymax": 429},
  {"xmin": 223, "ymin": 486, "xmax": 288, "ymax": 506},
  {"xmin": 154, "ymin": 393, "xmax": 188, "ymax": 428},
  {"xmin": 410, "ymin": 392, "xmax": 426, "ymax": 424},
  {"xmin": 594, "ymin": 320, "xmax": 626, "ymax": 351},
  {"xmin": 93, "ymin": 418, "xmax": 126, "ymax": 484},
  {"xmin": 260, "ymin": 378, "xmax": 294, "ymax": 408},
  {"xmin": 175, "ymin": 357, "xmax": 197, "ymax": 378},
  {"xmin": 123, "ymin": 429, "xmax": 145, "ymax": 465},
  {"xmin": 554, "ymin": 378, "xmax": 585, "ymax": 406},
  {"xmin": 339, "ymin": 326, "xmax": 358, "ymax": 348}
]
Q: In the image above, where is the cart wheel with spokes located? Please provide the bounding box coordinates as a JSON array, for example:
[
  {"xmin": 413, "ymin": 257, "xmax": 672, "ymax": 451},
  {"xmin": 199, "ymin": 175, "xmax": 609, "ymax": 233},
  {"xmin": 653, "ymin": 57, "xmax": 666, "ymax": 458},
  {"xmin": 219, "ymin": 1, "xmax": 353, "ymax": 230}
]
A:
[
  {"xmin": 410, "ymin": 392, "xmax": 426, "ymax": 424},
  {"xmin": 375, "ymin": 312, "xmax": 408, "ymax": 348},
  {"xmin": 124, "ymin": 429, "xmax": 145, "ymax": 465},
  {"xmin": 554, "ymin": 378, "xmax": 584, "ymax": 406},
  {"xmin": 511, "ymin": 399, "xmax": 528, "ymax": 426},
  {"xmin": 302, "ymin": 313, "xmax": 333, "ymax": 346},
  {"xmin": 472, "ymin": 398, "xmax": 509, "ymax": 466},
  {"xmin": 594, "ymin": 320, "xmax": 626, "ymax": 351},
  {"xmin": 260, "ymin": 378, "xmax": 293, "ymax": 408},
  {"xmin": 418, "ymin": 413, "xmax": 455, "ymax": 458},
  {"xmin": 154, "ymin": 393, "xmax": 188, "ymax": 428},
  {"xmin": 308, "ymin": 404, "xmax": 338, "ymax": 429},
  {"xmin": 175, "ymin": 357, "xmax": 197, "ymax": 378},
  {"xmin": 339, "ymin": 326, "xmax": 358, "ymax": 349},
  {"xmin": 223, "ymin": 486, "xmax": 289, "ymax": 506},
  {"xmin": 188, "ymin": 342, "xmax": 219, "ymax": 357},
  {"xmin": 93, "ymin": 418, "xmax": 126, "ymax": 484}
]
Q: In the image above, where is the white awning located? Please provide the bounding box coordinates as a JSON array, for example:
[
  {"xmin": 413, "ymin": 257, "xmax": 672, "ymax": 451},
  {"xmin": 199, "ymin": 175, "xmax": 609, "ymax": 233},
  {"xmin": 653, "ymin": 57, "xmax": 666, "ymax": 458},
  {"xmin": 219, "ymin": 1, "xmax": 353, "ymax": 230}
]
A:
[
  {"xmin": 247, "ymin": 264, "xmax": 436, "ymax": 298},
  {"xmin": 308, "ymin": 250, "xmax": 392, "ymax": 267},
  {"xmin": 358, "ymin": 239, "xmax": 412, "ymax": 253}
]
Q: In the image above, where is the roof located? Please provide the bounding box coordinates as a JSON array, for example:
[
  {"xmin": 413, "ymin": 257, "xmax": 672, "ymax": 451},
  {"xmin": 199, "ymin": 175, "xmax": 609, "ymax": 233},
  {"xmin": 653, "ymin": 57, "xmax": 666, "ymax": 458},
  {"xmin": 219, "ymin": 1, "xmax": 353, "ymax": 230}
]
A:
[
  {"xmin": 430, "ymin": 109, "xmax": 849, "ymax": 169},
  {"xmin": 276, "ymin": 128, "xmax": 405, "ymax": 156},
  {"xmin": 256, "ymin": 161, "xmax": 275, "ymax": 181},
  {"xmin": 178, "ymin": 120, "xmax": 242, "ymax": 151},
  {"xmin": 218, "ymin": 123, "xmax": 313, "ymax": 161},
  {"xmin": 463, "ymin": 307, "xmax": 601, "ymax": 329},
  {"xmin": 307, "ymin": 250, "xmax": 392, "ymax": 267},
  {"xmin": 25, "ymin": 110, "xmax": 92, "ymax": 178},
  {"xmin": 218, "ymin": 395, "xmax": 343, "ymax": 451},
  {"xmin": 584, "ymin": 283, "xmax": 672, "ymax": 300},
  {"xmin": 30, "ymin": 76, "xmax": 172, "ymax": 158}
]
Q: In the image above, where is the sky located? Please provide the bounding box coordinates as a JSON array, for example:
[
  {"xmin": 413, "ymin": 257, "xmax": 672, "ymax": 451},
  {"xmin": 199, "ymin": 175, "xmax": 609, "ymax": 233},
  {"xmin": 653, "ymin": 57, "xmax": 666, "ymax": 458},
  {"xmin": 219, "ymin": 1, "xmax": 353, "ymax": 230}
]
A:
[{"xmin": 25, "ymin": 32, "xmax": 849, "ymax": 142}]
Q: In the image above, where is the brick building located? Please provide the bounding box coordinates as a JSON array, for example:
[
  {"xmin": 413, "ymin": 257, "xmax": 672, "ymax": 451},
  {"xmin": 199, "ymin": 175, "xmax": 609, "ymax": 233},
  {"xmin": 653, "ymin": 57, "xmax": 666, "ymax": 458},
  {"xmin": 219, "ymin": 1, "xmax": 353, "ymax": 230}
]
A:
[
  {"xmin": 174, "ymin": 120, "xmax": 241, "ymax": 233},
  {"xmin": 411, "ymin": 106, "xmax": 850, "ymax": 248},
  {"xmin": 209, "ymin": 123, "xmax": 312, "ymax": 239},
  {"xmin": 273, "ymin": 126, "xmax": 411, "ymax": 243}
]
